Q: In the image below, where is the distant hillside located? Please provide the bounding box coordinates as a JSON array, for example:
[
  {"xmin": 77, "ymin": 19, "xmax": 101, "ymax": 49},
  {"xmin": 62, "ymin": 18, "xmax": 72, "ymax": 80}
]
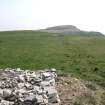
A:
[
  {"xmin": 41, "ymin": 25, "xmax": 104, "ymax": 36},
  {"xmin": 46, "ymin": 25, "xmax": 81, "ymax": 32}
]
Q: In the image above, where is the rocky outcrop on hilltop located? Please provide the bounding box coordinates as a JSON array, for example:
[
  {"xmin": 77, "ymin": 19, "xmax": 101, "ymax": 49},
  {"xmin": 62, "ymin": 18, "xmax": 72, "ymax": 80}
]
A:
[
  {"xmin": 42, "ymin": 25, "xmax": 81, "ymax": 33},
  {"xmin": 0, "ymin": 68, "xmax": 60, "ymax": 105},
  {"xmin": 40, "ymin": 25, "xmax": 104, "ymax": 36},
  {"xmin": 46, "ymin": 25, "xmax": 81, "ymax": 32}
]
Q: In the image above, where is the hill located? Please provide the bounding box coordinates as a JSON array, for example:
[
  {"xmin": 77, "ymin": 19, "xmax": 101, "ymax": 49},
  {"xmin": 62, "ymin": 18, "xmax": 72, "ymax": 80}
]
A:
[{"xmin": 41, "ymin": 25, "xmax": 104, "ymax": 36}]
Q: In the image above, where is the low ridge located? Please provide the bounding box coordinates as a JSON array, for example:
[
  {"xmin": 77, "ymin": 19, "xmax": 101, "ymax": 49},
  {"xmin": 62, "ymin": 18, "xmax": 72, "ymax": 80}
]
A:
[
  {"xmin": 46, "ymin": 25, "xmax": 81, "ymax": 32},
  {"xmin": 41, "ymin": 25, "xmax": 104, "ymax": 36}
]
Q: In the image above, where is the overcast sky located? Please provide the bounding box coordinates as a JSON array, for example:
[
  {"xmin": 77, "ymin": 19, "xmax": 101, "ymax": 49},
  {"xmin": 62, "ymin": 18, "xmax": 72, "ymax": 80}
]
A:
[{"xmin": 0, "ymin": 0, "xmax": 105, "ymax": 33}]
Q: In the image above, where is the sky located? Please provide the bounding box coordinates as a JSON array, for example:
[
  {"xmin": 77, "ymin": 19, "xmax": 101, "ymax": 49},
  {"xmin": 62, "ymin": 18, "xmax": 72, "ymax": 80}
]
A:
[{"xmin": 0, "ymin": 0, "xmax": 105, "ymax": 33}]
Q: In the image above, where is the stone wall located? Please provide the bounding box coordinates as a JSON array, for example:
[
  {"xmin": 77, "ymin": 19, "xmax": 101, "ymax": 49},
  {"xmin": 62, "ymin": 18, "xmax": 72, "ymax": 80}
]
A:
[{"xmin": 0, "ymin": 68, "xmax": 60, "ymax": 105}]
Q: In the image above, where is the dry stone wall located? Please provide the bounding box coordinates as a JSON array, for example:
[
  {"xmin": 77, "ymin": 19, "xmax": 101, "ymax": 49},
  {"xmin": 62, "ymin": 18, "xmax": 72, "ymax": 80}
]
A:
[{"xmin": 0, "ymin": 68, "xmax": 60, "ymax": 105}]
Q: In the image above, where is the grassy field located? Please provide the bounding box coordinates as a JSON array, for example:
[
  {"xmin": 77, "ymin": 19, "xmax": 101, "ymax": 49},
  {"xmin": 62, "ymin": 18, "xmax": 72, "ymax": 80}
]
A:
[{"xmin": 0, "ymin": 31, "xmax": 105, "ymax": 87}]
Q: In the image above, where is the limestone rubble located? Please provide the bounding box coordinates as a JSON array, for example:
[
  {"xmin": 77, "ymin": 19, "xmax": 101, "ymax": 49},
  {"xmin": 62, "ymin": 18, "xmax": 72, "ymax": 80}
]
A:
[{"xmin": 0, "ymin": 68, "xmax": 60, "ymax": 105}]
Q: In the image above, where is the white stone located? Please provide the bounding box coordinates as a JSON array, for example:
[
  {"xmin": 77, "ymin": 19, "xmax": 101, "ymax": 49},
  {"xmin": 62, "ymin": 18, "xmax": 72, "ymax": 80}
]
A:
[
  {"xmin": 42, "ymin": 72, "xmax": 51, "ymax": 78},
  {"xmin": 40, "ymin": 81, "xmax": 51, "ymax": 87},
  {"xmin": 17, "ymin": 68, "xmax": 21, "ymax": 71},
  {"xmin": 51, "ymin": 68, "xmax": 56, "ymax": 72},
  {"xmin": 18, "ymin": 83, "xmax": 25, "ymax": 89},
  {"xmin": 36, "ymin": 94, "xmax": 44, "ymax": 103},
  {"xmin": 0, "ymin": 100, "xmax": 14, "ymax": 105},
  {"xmin": 18, "ymin": 75, "xmax": 25, "ymax": 82},
  {"xmin": 3, "ymin": 89, "xmax": 12, "ymax": 98},
  {"xmin": 0, "ymin": 89, "xmax": 3, "ymax": 97}
]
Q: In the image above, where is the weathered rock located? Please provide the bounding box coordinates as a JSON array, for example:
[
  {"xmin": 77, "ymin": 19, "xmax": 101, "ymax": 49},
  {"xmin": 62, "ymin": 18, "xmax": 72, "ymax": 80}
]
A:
[
  {"xmin": 18, "ymin": 75, "xmax": 25, "ymax": 82},
  {"xmin": 48, "ymin": 93, "xmax": 60, "ymax": 103},
  {"xmin": 24, "ymin": 93, "xmax": 36, "ymax": 102},
  {"xmin": 29, "ymin": 77, "xmax": 42, "ymax": 85},
  {"xmin": 18, "ymin": 83, "xmax": 25, "ymax": 89},
  {"xmin": 42, "ymin": 72, "xmax": 53, "ymax": 81},
  {"xmin": 36, "ymin": 94, "xmax": 47, "ymax": 104},
  {"xmin": 0, "ymin": 89, "xmax": 3, "ymax": 97},
  {"xmin": 25, "ymin": 83, "xmax": 33, "ymax": 90},
  {"xmin": 0, "ymin": 100, "xmax": 14, "ymax": 105},
  {"xmin": 44, "ymin": 86, "xmax": 60, "ymax": 103},
  {"xmin": 3, "ymin": 89, "xmax": 12, "ymax": 98}
]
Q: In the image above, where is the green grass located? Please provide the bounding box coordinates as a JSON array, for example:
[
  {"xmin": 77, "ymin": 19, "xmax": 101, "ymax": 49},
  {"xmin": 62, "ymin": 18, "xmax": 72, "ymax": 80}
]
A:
[{"xmin": 0, "ymin": 31, "xmax": 105, "ymax": 87}]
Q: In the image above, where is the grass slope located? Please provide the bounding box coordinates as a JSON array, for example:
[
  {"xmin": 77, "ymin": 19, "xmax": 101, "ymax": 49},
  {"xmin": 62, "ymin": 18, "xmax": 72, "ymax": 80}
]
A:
[{"xmin": 0, "ymin": 31, "xmax": 105, "ymax": 87}]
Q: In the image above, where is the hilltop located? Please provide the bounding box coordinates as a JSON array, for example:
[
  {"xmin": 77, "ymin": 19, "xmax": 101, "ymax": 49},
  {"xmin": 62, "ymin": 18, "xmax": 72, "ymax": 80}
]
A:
[
  {"xmin": 41, "ymin": 25, "xmax": 104, "ymax": 36},
  {"xmin": 0, "ymin": 31, "xmax": 105, "ymax": 104}
]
